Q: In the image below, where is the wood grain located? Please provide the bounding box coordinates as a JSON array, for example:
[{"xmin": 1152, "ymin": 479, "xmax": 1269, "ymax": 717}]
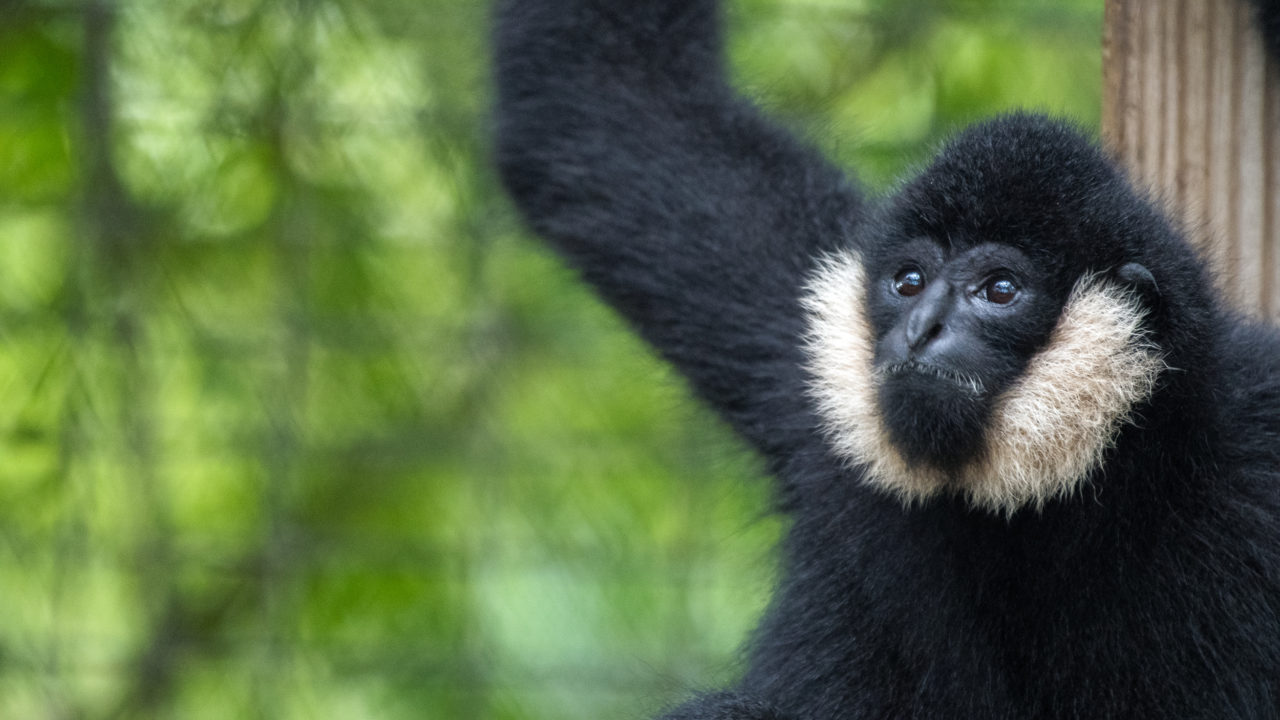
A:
[{"xmin": 1103, "ymin": 0, "xmax": 1280, "ymax": 317}]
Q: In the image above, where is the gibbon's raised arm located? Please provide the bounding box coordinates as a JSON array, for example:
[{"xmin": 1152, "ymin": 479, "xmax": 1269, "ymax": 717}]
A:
[{"xmin": 493, "ymin": 0, "xmax": 863, "ymax": 466}]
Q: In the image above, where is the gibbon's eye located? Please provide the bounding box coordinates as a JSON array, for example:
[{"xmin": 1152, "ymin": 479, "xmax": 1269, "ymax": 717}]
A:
[
  {"xmin": 893, "ymin": 267, "xmax": 926, "ymax": 297},
  {"xmin": 980, "ymin": 275, "xmax": 1019, "ymax": 304}
]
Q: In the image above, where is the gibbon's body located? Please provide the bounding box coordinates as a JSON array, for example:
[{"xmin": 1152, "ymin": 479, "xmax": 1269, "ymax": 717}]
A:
[{"xmin": 494, "ymin": 1, "xmax": 1280, "ymax": 718}]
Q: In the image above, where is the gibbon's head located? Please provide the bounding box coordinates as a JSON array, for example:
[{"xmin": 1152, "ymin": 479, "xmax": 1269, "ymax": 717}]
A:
[{"xmin": 804, "ymin": 114, "xmax": 1170, "ymax": 515}]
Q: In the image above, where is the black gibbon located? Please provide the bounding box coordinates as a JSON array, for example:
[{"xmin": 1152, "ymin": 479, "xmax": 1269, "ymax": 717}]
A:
[{"xmin": 493, "ymin": 1, "xmax": 1280, "ymax": 717}]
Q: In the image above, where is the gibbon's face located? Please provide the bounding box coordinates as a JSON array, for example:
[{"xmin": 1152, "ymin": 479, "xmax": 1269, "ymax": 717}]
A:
[
  {"xmin": 803, "ymin": 236, "xmax": 1165, "ymax": 515},
  {"xmin": 863, "ymin": 238, "xmax": 1058, "ymax": 474}
]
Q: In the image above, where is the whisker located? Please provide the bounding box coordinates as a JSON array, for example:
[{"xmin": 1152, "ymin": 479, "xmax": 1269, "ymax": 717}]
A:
[{"xmin": 881, "ymin": 361, "xmax": 987, "ymax": 397}]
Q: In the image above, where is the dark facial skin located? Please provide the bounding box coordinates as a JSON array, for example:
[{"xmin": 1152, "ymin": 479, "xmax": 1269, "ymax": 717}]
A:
[{"xmin": 866, "ymin": 239, "xmax": 1062, "ymax": 472}]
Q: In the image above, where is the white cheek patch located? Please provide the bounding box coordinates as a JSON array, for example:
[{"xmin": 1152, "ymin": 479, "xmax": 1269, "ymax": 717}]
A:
[
  {"xmin": 803, "ymin": 251, "xmax": 942, "ymax": 502},
  {"xmin": 802, "ymin": 249, "xmax": 1166, "ymax": 515}
]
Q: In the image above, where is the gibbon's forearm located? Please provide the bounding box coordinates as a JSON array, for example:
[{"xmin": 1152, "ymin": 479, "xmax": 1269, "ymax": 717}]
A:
[
  {"xmin": 656, "ymin": 691, "xmax": 793, "ymax": 720},
  {"xmin": 493, "ymin": 0, "xmax": 864, "ymax": 466}
]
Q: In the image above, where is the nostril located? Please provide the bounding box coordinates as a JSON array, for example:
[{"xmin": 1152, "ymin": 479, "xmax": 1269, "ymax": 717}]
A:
[{"xmin": 905, "ymin": 318, "xmax": 942, "ymax": 350}]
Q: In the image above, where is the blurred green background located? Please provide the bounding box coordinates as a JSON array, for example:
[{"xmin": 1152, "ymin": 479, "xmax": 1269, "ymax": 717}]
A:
[{"xmin": 0, "ymin": 0, "xmax": 1100, "ymax": 717}]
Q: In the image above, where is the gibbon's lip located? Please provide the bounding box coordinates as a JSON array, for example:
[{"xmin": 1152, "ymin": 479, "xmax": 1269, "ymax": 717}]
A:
[{"xmin": 881, "ymin": 360, "xmax": 986, "ymax": 397}]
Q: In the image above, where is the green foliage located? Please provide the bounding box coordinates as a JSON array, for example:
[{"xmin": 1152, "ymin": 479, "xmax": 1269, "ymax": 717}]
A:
[{"xmin": 0, "ymin": 0, "xmax": 1099, "ymax": 717}]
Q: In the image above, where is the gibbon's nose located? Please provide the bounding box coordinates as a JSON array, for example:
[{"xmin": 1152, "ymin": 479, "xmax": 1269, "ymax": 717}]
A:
[{"xmin": 904, "ymin": 285, "xmax": 949, "ymax": 351}]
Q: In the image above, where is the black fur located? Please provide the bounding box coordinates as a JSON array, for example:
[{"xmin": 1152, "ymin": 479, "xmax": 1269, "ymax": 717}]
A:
[
  {"xmin": 1252, "ymin": 0, "xmax": 1280, "ymax": 62},
  {"xmin": 493, "ymin": 1, "xmax": 1280, "ymax": 718}
]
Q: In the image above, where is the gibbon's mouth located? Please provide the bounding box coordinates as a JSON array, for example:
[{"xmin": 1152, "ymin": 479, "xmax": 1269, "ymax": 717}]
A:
[{"xmin": 881, "ymin": 360, "xmax": 987, "ymax": 397}]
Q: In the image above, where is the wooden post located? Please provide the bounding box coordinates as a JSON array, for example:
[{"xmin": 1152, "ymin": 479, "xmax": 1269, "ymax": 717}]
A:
[{"xmin": 1103, "ymin": 0, "xmax": 1280, "ymax": 318}]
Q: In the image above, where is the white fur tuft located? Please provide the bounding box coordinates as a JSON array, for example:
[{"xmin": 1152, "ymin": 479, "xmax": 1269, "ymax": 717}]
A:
[{"xmin": 802, "ymin": 249, "xmax": 1165, "ymax": 515}]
